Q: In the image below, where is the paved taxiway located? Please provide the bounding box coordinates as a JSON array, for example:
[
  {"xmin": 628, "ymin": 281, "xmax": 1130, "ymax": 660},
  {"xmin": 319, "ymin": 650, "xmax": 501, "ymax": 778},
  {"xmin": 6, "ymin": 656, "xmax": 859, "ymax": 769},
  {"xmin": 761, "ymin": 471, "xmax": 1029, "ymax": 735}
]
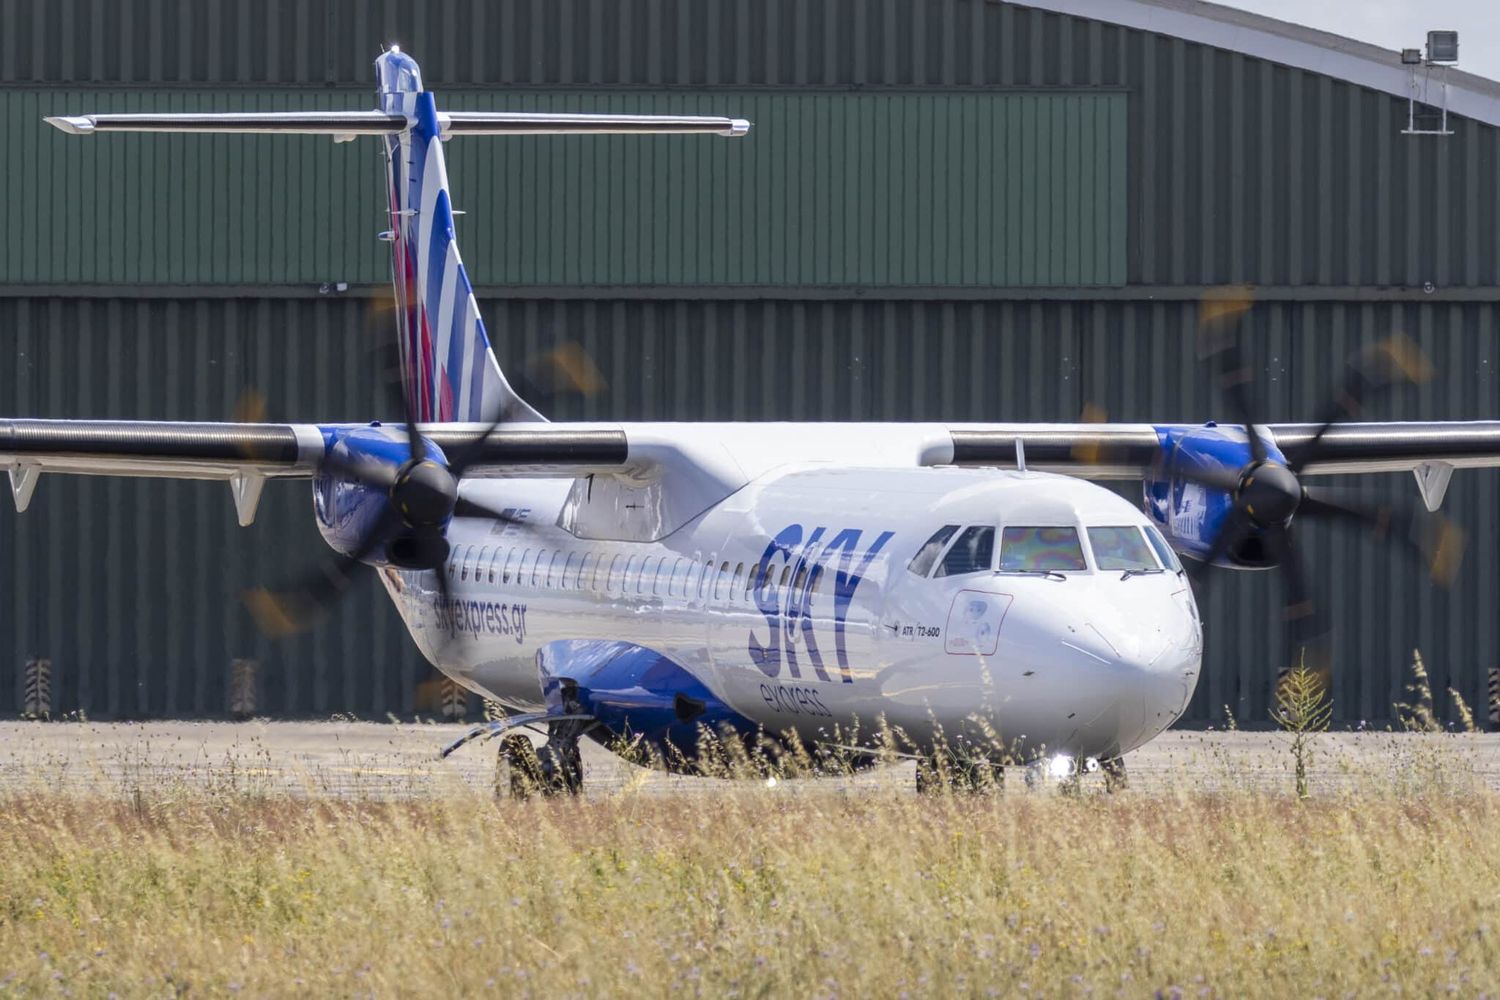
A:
[{"xmin": 0, "ymin": 721, "xmax": 1496, "ymax": 798}]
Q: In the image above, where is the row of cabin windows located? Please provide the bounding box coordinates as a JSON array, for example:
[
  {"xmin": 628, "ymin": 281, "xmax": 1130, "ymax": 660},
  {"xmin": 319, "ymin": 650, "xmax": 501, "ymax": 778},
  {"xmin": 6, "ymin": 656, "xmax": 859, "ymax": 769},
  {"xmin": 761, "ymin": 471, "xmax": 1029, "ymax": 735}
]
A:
[{"xmin": 444, "ymin": 546, "xmax": 826, "ymax": 603}]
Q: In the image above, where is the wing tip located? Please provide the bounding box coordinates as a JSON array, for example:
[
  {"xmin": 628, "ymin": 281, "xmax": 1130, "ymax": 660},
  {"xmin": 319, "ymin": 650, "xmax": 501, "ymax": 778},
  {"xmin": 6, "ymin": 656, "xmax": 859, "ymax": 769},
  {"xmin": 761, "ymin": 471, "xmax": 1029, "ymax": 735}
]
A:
[{"xmin": 44, "ymin": 115, "xmax": 94, "ymax": 135}]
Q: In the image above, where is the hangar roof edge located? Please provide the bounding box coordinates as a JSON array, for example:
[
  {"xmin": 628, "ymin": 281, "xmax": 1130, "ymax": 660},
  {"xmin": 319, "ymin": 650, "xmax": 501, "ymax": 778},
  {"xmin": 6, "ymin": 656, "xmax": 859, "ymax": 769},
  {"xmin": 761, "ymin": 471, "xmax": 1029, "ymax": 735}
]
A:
[{"xmin": 1006, "ymin": 0, "xmax": 1500, "ymax": 128}]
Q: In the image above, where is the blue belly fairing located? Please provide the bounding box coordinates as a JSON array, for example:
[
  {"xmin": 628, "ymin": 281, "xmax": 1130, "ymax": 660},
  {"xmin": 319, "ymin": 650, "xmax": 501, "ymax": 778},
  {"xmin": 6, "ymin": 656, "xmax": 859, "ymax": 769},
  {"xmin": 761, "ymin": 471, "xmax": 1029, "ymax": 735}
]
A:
[{"xmin": 537, "ymin": 639, "xmax": 761, "ymax": 770}]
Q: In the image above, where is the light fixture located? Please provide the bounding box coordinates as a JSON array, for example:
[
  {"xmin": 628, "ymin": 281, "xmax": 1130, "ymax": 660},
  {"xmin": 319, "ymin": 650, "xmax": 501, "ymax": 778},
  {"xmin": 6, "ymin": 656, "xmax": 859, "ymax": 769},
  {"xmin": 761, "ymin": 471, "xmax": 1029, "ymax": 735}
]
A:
[{"xmin": 1427, "ymin": 31, "xmax": 1459, "ymax": 65}]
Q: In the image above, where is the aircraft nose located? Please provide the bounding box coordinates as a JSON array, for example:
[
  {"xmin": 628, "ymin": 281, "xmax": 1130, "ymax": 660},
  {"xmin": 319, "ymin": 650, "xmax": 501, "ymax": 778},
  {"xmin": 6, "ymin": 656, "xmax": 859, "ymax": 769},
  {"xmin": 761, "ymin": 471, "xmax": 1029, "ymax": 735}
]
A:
[{"xmin": 1064, "ymin": 592, "xmax": 1201, "ymax": 751}]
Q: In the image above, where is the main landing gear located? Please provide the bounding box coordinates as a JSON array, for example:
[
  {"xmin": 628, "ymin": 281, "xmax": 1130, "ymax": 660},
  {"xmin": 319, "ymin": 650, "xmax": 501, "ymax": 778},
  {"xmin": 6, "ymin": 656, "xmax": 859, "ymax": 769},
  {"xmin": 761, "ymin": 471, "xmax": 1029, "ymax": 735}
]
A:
[{"xmin": 496, "ymin": 724, "xmax": 585, "ymax": 799}]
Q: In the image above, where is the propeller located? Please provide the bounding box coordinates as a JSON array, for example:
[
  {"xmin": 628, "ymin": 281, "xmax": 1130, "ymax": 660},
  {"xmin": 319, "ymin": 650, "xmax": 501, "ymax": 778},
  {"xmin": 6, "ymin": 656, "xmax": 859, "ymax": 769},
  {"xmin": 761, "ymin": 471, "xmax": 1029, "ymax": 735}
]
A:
[
  {"xmin": 1182, "ymin": 293, "xmax": 1461, "ymax": 679},
  {"xmin": 242, "ymin": 323, "xmax": 535, "ymax": 639}
]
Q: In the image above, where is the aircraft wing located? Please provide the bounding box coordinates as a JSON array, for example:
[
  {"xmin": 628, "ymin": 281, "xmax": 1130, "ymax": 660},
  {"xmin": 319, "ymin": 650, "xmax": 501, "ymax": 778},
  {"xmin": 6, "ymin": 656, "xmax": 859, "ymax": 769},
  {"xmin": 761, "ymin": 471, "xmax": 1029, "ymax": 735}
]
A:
[
  {"xmin": 0, "ymin": 419, "xmax": 633, "ymax": 525},
  {"xmin": 942, "ymin": 422, "xmax": 1500, "ymax": 474},
  {"xmin": 942, "ymin": 421, "xmax": 1500, "ymax": 510}
]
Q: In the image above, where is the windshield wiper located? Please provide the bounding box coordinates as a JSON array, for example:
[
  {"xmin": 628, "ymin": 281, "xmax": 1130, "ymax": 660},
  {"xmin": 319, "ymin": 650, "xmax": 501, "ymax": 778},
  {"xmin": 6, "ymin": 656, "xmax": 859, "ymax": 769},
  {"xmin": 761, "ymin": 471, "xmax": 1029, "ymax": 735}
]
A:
[
  {"xmin": 1120, "ymin": 567, "xmax": 1166, "ymax": 580},
  {"xmin": 1003, "ymin": 569, "xmax": 1067, "ymax": 581}
]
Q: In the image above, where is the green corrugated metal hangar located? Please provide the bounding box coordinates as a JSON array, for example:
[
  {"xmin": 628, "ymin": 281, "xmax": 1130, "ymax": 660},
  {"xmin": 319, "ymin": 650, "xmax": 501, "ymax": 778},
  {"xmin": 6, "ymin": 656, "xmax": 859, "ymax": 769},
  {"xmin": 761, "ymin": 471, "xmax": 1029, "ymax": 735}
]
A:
[{"xmin": 3, "ymin": 0, "xmax": 1498, "ymax": 726}]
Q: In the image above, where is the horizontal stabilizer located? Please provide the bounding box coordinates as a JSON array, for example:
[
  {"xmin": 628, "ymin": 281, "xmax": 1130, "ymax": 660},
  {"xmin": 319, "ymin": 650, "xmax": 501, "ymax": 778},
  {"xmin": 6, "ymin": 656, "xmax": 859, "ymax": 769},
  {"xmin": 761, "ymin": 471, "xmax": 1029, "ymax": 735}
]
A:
[
  {"xmin": 45, "ymin": 111, "xmax": 407, "ymax": 136},
  {"xmin": 441, "ymin": 111, "xmax": 749, "ymax": 136},
  {"xmin": 46, "ymin": 110, "xmax": 750, "ymax": 139}
]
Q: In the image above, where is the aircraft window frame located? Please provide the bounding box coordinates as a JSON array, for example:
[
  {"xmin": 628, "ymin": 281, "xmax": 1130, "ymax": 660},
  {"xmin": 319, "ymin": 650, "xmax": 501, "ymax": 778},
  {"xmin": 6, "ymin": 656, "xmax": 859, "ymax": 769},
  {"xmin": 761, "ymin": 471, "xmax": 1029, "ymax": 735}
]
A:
[
  {"xmin": 488, "ymin": 549, "xmax": 502, "ymax": 584},
  {"xmin": 687, "ymin": 557, "xmax": 701, "ymax": 598},
  {"xmin": 935, "ymin": 525, "xmax": 996, "ymax": 578},
  {"xmin": 909, "ymin": 524, "xmax": 960, "ymax": 577},
  {"xmin": 732, "ymin": 562, "xmax": 746, "ymax": 600},
  {"xmin": 715, "ymin": 561, "xmax": 730, "ymax": 600},
  {"xmin": 998, "ymin": 526, "xmax": 1089, "ymax": 573},
  {"xmin": 1086, "ymin": 526, "xmax": 1160, "ymax": 572},
  {"xmin": 561, "ymin": 552, "xmax": 577, "ymax": 588},
  {"xmin": 544, "ymin": 551, "xmax": 559, "ymax": 588},
  {"xmin": 501, "ymin": 549, "xmax": 515, "ymax": 584},
  {"xmin": 517, "ymin": 549, "xmax": 533, "ymax": 586},
  {"xmin": 607, "ymin": 554, "xmax": 622, "ymax": 593},
  {"xmin": 638, "ymin": 556, "xmax": 655, "ymax": 595},
  {"xmin": 1143, "ymin": 524, "xmax": 1183, "ymax": 573},
  {"xmin": 778, "ymin": 565, "xmax": 791, "ymax": 591},
  {"xmin": 578, "ymin": 552, "xmax": 596, "ymax": 590}
]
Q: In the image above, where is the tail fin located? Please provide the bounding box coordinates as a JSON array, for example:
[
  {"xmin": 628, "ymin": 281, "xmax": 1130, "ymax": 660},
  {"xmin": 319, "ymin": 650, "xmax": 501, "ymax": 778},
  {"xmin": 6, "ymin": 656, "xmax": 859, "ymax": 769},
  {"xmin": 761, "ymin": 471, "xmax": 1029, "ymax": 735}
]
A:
[
  {"xmin": 376, "ymin": 49, "xmax": 541, "ymax": 424},
  {"xmin": 45, "ymin": 48, "xmax": 750, "ymax": 427}
]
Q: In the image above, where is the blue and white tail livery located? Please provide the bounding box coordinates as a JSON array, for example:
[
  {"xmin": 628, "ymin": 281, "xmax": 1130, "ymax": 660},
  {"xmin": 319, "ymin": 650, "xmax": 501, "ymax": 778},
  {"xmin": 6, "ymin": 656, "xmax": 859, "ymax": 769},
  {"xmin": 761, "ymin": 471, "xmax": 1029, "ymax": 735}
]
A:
[
  {"xmin": 376, "ymin": 48, "xmax": 538, "ymax": 424},
  {"xmin": 24, "ymin": 48, "xmax": 1500, "ymax": 794}
]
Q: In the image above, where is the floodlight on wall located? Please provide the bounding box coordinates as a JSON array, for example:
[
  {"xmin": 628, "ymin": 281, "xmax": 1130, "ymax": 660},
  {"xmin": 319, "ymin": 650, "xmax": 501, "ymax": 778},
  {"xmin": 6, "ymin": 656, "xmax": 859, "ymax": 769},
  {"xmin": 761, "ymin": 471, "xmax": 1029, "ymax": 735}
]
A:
[
  {"xmin": 1403, "ymin": 31, "xmax": 1457, "ymax": 136},
  {"xmin": 1426, "ymin": 30, "xmax": 1459, "ymax": 64}
]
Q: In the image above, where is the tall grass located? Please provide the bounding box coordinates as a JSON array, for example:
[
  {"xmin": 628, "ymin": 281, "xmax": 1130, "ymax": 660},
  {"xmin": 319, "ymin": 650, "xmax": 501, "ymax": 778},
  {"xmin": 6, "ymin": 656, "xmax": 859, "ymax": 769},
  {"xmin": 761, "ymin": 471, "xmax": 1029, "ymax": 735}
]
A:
[{"xmin": 1, "ymin": 778, "xmax": 1497, "ymax": 996}]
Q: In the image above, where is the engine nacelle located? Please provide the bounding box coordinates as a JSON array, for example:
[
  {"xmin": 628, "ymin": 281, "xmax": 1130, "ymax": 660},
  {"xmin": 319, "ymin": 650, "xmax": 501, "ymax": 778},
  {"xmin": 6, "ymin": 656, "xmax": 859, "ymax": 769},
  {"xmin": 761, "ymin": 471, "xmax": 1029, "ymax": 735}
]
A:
[
  {"xmin": 1142, "ymin": 423, "xmax": 1288, "ymax": 569},
  {"xmin": 312, "ymin": 424, "xmax": 448, "ymax": 565}
]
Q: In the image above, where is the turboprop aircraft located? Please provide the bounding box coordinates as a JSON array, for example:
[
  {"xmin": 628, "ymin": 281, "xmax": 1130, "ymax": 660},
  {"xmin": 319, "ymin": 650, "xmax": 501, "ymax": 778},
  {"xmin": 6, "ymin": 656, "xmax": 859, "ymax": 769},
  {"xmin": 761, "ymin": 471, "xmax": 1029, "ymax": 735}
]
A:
[{"xmin": 12, "ymin": 47, "xmax": 1500, "ymax": 794}]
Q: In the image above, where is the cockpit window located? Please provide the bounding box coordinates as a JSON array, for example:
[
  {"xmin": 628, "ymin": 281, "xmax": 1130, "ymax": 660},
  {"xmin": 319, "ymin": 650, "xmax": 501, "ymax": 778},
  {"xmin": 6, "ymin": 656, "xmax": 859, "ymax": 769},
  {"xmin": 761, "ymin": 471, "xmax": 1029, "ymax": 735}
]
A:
[
  {"xmin": 908, "ymin": 524, "xmax": 959, "ymax": 576},
  {"xmin": 1087, "ymin": 526, "xmax": 1159, "ymax": 571},
  {"xmin": 999, "ymin": 527, "xmax": 1088, "ymax": 572},
  {"xmin": 935, "ymin": 526, "xmax": 995, "ymax": 577},
  {"xmin": 1143, "ymin": 523, "xmax": 1183, "ymax": 572}
]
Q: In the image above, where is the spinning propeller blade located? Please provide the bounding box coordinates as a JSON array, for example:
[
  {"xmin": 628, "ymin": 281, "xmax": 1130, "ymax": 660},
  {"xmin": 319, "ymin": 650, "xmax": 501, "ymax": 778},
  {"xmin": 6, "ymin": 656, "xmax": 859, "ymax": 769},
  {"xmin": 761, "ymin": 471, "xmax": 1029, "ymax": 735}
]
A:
[{"xmin": 1187, "ymin": 297, "xmax": 1461, "ymax": 680}]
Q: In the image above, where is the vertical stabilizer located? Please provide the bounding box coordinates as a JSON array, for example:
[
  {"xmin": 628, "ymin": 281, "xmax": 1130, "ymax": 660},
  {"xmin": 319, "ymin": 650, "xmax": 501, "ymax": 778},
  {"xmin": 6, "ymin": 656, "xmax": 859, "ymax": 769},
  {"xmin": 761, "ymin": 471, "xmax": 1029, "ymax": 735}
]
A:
[{"xmin": 376, "ymin": 49, "xmax": 544, "ymax": 424}]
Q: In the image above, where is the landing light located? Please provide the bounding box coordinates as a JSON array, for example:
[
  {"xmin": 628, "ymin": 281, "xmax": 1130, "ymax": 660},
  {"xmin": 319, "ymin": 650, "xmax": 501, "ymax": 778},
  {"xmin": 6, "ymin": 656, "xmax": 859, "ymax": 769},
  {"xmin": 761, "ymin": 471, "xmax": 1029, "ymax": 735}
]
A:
[{"xmin": 1047, "ymin": 754, "xmax": 1102, "ymax": 779}]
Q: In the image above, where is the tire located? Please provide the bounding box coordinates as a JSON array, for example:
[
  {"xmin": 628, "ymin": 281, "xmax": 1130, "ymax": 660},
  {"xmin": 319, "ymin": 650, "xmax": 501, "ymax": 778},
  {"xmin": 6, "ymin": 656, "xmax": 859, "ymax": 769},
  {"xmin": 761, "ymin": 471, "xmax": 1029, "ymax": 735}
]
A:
[{"xmin": 497, "ymin": 734, "xmax": 545, "ymax": 799}]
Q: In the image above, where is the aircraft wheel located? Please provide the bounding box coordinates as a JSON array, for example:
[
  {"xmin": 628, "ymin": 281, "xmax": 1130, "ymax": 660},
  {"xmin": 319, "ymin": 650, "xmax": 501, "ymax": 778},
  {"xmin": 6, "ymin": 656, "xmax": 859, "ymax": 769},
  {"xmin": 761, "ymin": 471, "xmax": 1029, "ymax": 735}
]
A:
[
  {"xmin": 1102, "ymin": 757, "xmax": 1128, "ymax": 794},
  {"xmin": 538, "ymin": 739, "xmax": 584, "ymax": 796},
  {"xmin": 497, "ymin": 734, "xmax": 545, "ymax": 799},
  {"xmin": 915, "ymin": 753, "xmax": 1001, "ymax": 795}
]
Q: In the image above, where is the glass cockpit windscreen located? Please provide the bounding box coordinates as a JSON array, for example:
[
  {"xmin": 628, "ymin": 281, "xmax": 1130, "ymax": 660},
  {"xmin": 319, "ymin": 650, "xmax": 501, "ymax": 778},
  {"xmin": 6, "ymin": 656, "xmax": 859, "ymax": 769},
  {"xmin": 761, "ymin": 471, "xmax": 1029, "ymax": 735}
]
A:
[
  {"xmin": 998, "ymin": 527, "xmax": 1087, "ymax": 572},
  {"xmin": 1087, "ymin": 526, "xmax": 1160, "ymax": 571}
]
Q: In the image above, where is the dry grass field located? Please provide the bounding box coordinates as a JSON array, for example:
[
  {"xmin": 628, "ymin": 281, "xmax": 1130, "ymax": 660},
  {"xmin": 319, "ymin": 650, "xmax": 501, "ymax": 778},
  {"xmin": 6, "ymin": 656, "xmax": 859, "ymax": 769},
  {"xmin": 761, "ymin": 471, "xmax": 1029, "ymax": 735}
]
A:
[{"xmin": 1, "ymin": 745, "xmax": 1497, "ymax": 998}]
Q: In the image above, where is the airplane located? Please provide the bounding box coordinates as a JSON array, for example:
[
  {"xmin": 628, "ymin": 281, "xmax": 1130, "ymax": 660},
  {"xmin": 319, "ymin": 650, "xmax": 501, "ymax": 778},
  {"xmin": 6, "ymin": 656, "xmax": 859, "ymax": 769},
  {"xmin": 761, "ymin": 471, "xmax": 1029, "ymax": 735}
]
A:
[{"xmin": 11, "ymin": 46, "xmax": 1500, "ymax": 795}]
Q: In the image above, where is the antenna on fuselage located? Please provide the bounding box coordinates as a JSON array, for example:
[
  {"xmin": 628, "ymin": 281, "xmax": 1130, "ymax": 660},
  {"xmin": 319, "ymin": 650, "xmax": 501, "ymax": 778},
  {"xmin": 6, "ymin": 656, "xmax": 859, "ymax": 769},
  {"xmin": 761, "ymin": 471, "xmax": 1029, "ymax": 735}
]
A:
[{"xmin": 1015, "ymin": 439, "xmax": 1027, "ymax": 473}]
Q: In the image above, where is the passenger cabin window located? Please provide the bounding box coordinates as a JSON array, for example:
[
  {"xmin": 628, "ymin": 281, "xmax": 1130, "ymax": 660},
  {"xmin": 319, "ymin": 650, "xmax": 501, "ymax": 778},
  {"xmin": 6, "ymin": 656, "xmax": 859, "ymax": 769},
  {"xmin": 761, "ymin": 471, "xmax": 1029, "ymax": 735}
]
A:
[
  {"xmin": 999, "ymin": 527, "xmax": 1088, "ymax": 572},
  {"xmin": 1088, "ymin": 527, "xmax": 1159, "ymax": 572},
  {"xmin": 936, "ymin": 526, "xmax": 995, "ymax": 577},
  {"xmin": 909, "ymin": 525, "xmax": 959, "ymax": 576}
]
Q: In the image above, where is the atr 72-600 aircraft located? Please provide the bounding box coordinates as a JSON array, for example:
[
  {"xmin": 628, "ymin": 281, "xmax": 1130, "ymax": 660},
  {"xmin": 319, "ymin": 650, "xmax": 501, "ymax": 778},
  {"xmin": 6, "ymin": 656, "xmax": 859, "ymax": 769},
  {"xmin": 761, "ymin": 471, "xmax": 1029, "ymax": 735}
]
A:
[{"xmin": 12, "ymin": 48, "xmax": 1500, "ymax": 793}]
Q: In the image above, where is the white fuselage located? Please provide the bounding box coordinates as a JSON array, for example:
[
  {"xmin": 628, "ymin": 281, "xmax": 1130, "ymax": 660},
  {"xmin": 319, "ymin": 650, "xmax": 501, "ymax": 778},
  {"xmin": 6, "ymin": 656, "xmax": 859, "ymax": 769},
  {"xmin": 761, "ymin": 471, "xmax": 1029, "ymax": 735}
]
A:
[{"xmin": 378, "ymin": 447, "xmax": 1203, "ymax": 762}]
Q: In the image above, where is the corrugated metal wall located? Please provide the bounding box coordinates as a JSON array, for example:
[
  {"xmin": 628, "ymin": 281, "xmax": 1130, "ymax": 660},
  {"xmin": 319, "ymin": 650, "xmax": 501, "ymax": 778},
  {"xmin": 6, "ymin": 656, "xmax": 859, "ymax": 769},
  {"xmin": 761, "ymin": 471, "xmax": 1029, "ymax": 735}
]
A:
[
  {"xmin": 2, "ymin": 296, "xmax": 1495, "ymax": 723},
  {"xmin": 2, "ymin": 0, "xmax": 1497, "ymax": 724},
  {"xmin": 5, "ymin": 0, "xmax": 1499, "ymax": 290},
  {"xmin": 4, "ymin": 88, "xmax": 1126, "ymax": 287},
  {"xmin": 0, "ymin": 298, "xmax": 428, "ymax": 719}
]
